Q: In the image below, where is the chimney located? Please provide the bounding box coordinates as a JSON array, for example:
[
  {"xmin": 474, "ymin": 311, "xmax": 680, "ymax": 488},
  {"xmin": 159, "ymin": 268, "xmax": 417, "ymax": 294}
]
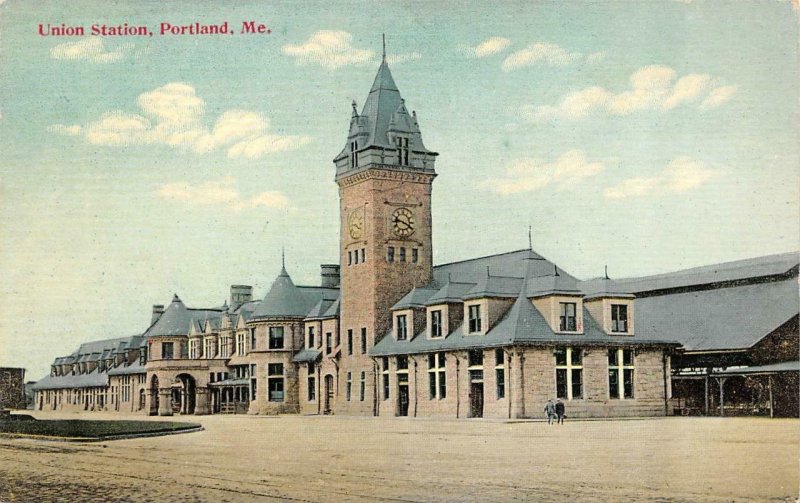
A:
[
  {"xmin": 230, "ymin": 285, "xmax": 253, "ymax": 310},
  {"xmin": 151, "ymin": 304, "xmax": 164, "ymax": 325},
  {"xmin": 321, "ymin": 264, "xmax": 340, "ymax": 288}
]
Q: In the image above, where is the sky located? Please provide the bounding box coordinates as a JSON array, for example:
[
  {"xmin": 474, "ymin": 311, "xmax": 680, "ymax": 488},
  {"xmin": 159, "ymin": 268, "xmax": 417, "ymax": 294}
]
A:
[{"xmin": 0, "ymin": 0, "xmax": 797, "ymax": 378}]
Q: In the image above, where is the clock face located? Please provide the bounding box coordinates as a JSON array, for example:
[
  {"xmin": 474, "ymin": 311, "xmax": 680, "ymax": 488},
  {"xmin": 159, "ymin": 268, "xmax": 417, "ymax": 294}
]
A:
[
  {"xmin": 348, "ymin": 207, "xmax": 365, "ymax": 239},
  {"xmin": 391, "ymin": 207, "xmax": 415, "ymax": 237}
]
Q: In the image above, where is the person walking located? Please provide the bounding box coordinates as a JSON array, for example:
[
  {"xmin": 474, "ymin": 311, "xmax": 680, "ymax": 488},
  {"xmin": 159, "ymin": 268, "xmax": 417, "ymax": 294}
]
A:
[
  {"xmin": 544, "ymin": 399, "xmax": 556, "ymax": 425},
  {"xmin": 555, "ymin": 398, "xmax": 565, "ymax": 424}
]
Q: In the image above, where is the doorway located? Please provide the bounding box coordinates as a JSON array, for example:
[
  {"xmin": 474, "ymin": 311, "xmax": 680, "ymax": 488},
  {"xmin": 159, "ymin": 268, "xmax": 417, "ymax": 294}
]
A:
[
  {"xmin": 324, "ymin": 374, "xmax": 334, "ymax": 414},
  {"xmin": 470, "ymin": 381, "xmax": 484, "ymax": 418},
  {"xmin": 398, "ymin": 383, "xmax": 409, "ymax": 417}
]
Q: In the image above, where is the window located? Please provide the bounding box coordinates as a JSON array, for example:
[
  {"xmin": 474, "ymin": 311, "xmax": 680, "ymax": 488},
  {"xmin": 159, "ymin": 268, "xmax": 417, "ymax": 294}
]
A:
[
  {"xmin": 346, "ymin": 372, "xmax": 352, "ymax": 401},
  {"xmin": 468, "ymin": 305, "xmax": 482, "ymax": 333},
  {"xmin": 387, "ymin": 246, "xmax": 395, "ymax": 262},
  {"xmin": 395, "ymin": 136, "xmax": 409, "ymax": 166},
  {"xmin": 396, "ymin": 314, "xmax": 408, "ymax": 341},
  {"xmin": 162, "ymin": 342, "xmax": 174, "ymax": 360},
  {"xmin": 326, "ymin": 332, "xmax": 332, "ymax": 354},
  {"xmin": 307, "ymin": 363, "xmax": 316, "ymax": 401},
  {"xmin": 399, "ymin": 247, "xmax": 406, "ymax": 262},
  {"xmin": 555, "ymin": 347, "xmax": 583, "ymax": 400},
  {"xmin": 350, "ymin": 140, "xmax": 358, "ymax": 168},
  {"xmin": 611, "ymin": 304, "xmax": 628, "ymax": 333},
  {"xmin": 382, "ymin": 357, "xmax": 390, "ymax": 400},
  {"xmin": 360, "ymin": 327, "xmax": 367, "ymax": 354},
  {"xmin": 354, "ymin": 249, "xmax": 359, "ymax": 264},
  {"xmin": 396, "ymin": 356, "xmax": 409, "ymax": 386},
  {"xmin": 430, "ymin": 310, "xmax": 443, "ymax": 338},
  {"xmin": 307, "ymin": 326, "xmax": 315, "ymax": 349},
  {"xmin": 359, "ymin": 371, "xmax": 366, "ymax": 401},
  {"xmin": 609, "ymin": 348, "xmax": 635, "ymax": 399},
  {"xmin": 412, "ymin": 248, "xmax": 418, "ymax": 264},
  {"xmin": 268, "ymin": 363, "xmax": 284, "ymax": 402},
  {"xmin": 205, "ymin": 338, "xmax": 216, "ymax": 359},
  {"xmin": 428, "ymin": 352, "xmax": 446, "ymax": 399},
  {"xmin": 269, "ymin": 326, "xmax": 284, "ymax": 349},
  {"xmin": 250, "ymin": 328, "xmax": 256, "ymax": 349},
  {"xmin": 236, "ymin": 333, "xmax": 246, "ymax": 356},
  {"xmin": 348, "ymin": 251, "xmax": 352, "ymax": 266},
  {"xmin": 139, "ymin": 347, "xmax": 147, "ymax": 365},
  {"xmin": 495, "ymin": 349, "xmax": 506, "ymax": 399},
  {"xmin": 360, "ymin": 248, "xmax": 365, "ymax": 263},
  {"xmin": 347, "ymin": 329, "xmax": 353, "ymax": 355},
  {"xmin": 559, "ymin": 302, "xmax": 577, "ymax": 331}
]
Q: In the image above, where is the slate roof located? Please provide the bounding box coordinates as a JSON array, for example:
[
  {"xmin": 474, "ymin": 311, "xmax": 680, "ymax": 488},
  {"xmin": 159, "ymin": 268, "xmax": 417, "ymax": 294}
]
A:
[
  {"xmin": 251, "ymin": 266, "xmax": 339, "ymax": 320},
  {"xmin": 32, "ymin": 368, "xmax": 108, "ymax": 390},
  {"xmin": 107, "ymin": 360, "xmax": 146, "ymax": 376},
  {"xmin": 433, "ymin": 249, "xmax": 577, "ymax": 285},
  {"xmin": 144, "ymin": 294, "xmax": 224, "ymax": 337},
  {"xmin": 579, "ymin": 277, "xmax": 635, "ymax": 300},
  {"xmin": 634, "ymin": 277, "xmax": 799, "ymax": 352},
  {"xmin": 322, "ymin": 297, "xmax": 341, "ymax": 318},
  {"xmin": 425, "ymin": 280, "xmax": 476, "ymax": 305},
  {"xmin": 613, "ymin": 251, "xmax": 798, "ymax": 294},
  {"xmin": 292, "ymin": 349, "xmax": 322, "ymax": 363},
  {"xmin": 392, "ymin": 287, "xmax": 439, "ymax": 310}
]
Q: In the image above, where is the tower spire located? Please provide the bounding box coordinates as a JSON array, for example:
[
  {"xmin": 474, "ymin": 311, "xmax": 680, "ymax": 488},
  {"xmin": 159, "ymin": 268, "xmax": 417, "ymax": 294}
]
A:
[
  {"xmin": 382, "ymin": 33, "xmax": 386, "ymax": 62},
  {"xmin": 528, "ymin": 226, "xmax": 532, "ymax": 250}
]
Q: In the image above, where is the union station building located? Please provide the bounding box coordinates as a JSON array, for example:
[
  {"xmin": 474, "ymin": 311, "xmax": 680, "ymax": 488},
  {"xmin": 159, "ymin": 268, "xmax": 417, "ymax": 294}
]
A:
[{"xmin": 33, "ymin": 54, "xmax": 799, "ymax": 419}]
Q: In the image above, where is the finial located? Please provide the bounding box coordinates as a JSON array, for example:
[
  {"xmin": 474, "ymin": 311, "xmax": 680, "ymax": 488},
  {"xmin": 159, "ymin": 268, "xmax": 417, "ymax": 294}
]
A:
[
  {"xmin": 281, "ymin": 247, "xmax": 285, "ymax": 269},
  {"xmin": 554, "ymin": 264, "xmax": 560, "ymax": 277},
  {"xmin": 382, "ymin": 33, "xmax": 386, "ymax": 62},
  {"xmin": 351, "ymin": 100, "xmax": 358, "ymax": 116},
  {"xmin": 604, "ymin": 265, "xmax": 609, "ymax": 280},
  {"xmin": 528, "ymin": 226, "xmax": 532, "ymax": 250}
]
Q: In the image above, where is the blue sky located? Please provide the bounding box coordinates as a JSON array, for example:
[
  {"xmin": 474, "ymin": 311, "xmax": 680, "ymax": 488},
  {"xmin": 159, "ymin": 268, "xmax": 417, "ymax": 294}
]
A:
[{"xmin": 1, "ymin": 0, "xmax": 797, "ymax": 377}]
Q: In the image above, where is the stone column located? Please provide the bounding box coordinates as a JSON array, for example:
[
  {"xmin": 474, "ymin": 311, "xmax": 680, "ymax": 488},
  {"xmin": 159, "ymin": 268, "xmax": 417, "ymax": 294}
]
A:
[
  {"xmin": 194, "ymin": 387, "xmax": 211, "ymax": 415},
  {"xmin": 158, "ymin": 387, "xmax": 173, "ymax": 416},
  {"xmin": 510, "ymin": 350, "xmax": 525, "ymax": 419}
]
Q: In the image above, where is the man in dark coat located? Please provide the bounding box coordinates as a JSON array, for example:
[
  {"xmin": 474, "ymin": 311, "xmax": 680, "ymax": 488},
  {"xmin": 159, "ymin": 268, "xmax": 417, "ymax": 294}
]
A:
[{"xmin": 555, "ymin": 399, "xmax": 565, "ymax": 424}]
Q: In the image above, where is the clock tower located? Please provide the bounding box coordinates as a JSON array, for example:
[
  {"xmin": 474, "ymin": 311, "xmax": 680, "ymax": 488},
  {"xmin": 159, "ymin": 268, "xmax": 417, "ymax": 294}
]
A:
[{"xmin": 332, "ymin": 44, "xmax": 438, "ymax": 415}]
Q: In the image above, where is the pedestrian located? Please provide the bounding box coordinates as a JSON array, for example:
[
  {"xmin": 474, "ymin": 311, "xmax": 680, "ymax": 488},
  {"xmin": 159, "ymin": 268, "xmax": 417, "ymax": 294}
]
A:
[
  {"xmin": 544, "ymin": 399, "xmax": 556, "ymax": 425},
  {"xmin": 555, "ymin": 398, "xmax": 565, "ymax": 424}
]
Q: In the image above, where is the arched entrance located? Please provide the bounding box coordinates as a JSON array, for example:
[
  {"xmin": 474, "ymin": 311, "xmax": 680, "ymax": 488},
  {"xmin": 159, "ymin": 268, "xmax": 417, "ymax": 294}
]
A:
[
  {"xmin": 138, "ymin": 388, "xmax": 146, "ymax": 411},
  {"xmin": 324, "ymin": 374, "xmax": 334, "ymax": 414},
  {"xmin": 149, "ymin": 375, "xmax": 160, "ymax": 416},
  {"xmin": 174, "ymin": 374, "xmax": 196, "ymax": 415}
]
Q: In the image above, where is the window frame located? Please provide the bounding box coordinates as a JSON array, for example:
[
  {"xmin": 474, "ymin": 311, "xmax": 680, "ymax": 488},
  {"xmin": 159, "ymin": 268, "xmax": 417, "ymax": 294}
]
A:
[
  {"xmin": 559, "ymin": 302, "xmax": 577, "ymax": 332},
  {"xmin": 467, "ymin": 305, "xmax": 482, "ymax": 334},
  {"xmin": 268, "ymin": 326, "xmax": 285, "ymax": 350},
  {"xmin": 608, "ymin": 348, "xmax": 635, "ymax": 399}
]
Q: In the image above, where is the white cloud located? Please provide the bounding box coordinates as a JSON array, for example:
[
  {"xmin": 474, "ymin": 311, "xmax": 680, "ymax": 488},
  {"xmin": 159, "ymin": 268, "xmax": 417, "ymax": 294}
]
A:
[
  {"xmin": 524, "ymin": 65, "xmax": 735, "ymax": 121},
  {"xmin": 483, "ymin": 150, "xmax": 605, "ymax": 195},
  {"xmin": 282, "ymin": 31, "xmax": 374, "ymax": 69},
  {"xmin": 462, "ymin": 37, "xmax": 512, "ymax": 58},
  {"xmin": 49, "ymin": 82, "xmax": 310, "ymax": 158},
  {"xmin": 604, "ymin": 156, "xmax": 720, "ymax": 199},
  {"xmin": 156, "ymin": 176, "xmax": 290, "ymax": 210},
  {"xmin": 700, "ymin": 85, "xmax": 738, "ymax": 109},
  {"xmin": 502, "ymin": 43, "xmax": 581, "ymax": 71},
  {"xmin": 50, "ymin": 38, "xmax": 132, "ymax": 63},
  {"xmin": 386, "ymin": 52, "xmax": 422, "ymax": 65}
]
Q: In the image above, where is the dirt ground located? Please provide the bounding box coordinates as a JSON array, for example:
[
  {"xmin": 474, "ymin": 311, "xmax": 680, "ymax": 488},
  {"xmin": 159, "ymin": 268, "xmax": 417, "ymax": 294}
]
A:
[{"xmin": 0, "ymin": 412, "xmax": 797, "ymax": 502}]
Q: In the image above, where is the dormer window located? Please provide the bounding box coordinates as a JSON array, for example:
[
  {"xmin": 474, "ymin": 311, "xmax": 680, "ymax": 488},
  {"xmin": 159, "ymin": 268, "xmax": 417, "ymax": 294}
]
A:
[
  {"xmin": 611, "ymin": 304, "xmax": 628, "ymax": 333},
  {"xmin": 468, "ymin": 305, "xmax": 482, "ymax": 333},
  {"xmin": 559, "ymin": 302, "xmax": 577, "ymax": 331},
  {"xmin": 430, "ymin": 310, "xmax": 443, "ymax": 338},
  {"xmin": 350, "ymin": 140, "xmax": 358, "ymax": 168},
  {"xmin": 395, "ymin": 136, "xmax": 409, "ymax": 165},
  {"xmin": 396, "ymin": 314, "xmax": 408, "ymax": 341}
]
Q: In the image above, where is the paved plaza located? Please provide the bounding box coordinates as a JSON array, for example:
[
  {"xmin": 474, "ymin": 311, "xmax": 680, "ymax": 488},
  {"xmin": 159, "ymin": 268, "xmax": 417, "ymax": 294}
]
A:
[{"xmin": 0, "ymin": 413, "xmax": 797, "ymax": 502}]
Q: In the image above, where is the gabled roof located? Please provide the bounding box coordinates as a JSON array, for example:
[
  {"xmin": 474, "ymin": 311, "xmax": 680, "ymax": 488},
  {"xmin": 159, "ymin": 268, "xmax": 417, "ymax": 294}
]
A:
[
  {"xmin": 526, "ymin": 271, "xmax": 582, "ymax": 298},
  {"xmin": 143, "ymin": 294, "xmax": 223, "ymax": 337},
  {"xmin": 305, "ymin": 298, "xmax": 334, "ymax": 319},
  {"xmin": 433, "ymin": 248, "xmax": 578, "ymax": 286},
  {"xmin": 613, "ymin": 251, "xmax": 798, "ymax": 294},
  {"xmin": 464, "ymin": 274, "xmax": 522, "ymax": 300},
  {"xmin": 322, "ymin": 297, "xmax": 341, "ymax": 318},
  {"xmin": 634, "ymin": 277, "xmax": 799, "ymax": 351},
  {"xmin": 425, "ymin": 280, "xmax": 476, "ymax": 305}
]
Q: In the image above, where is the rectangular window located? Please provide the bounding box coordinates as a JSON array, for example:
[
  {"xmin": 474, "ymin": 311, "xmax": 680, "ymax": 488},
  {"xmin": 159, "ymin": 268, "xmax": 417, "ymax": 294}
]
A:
[
  {"xmin": 250, "ymin": 328, "xmax": 256, "ymax": 349},
  {"xmin": 559, "ymin": 302, "xmax": 577, "ymax": 331},
  {"xmin": 555, "ymin": 347, "xmax": 583, "ymax": 400},
  {"xmin": 360, "ymin": 248, "xmax": 366, "ymax": 263},
  {"xmin": 307, "ymin": 326, "xmax": 315, "ymax": 349},
  {"xmin": 354, "ymin": 249, "xmax": 359, "ymax": 264},
  {"xmin": 348, "ymin": 251, "xmax": 352, "ymax": 266},
  {"xmin": 139, "ymin": 347, "xmax": 147, "ymax": 365},
  {"xmin": 387, "ymin": 246, "xmax": 395, "ymax": 262},
  {"xmin": 468, "ymin": 305, "xmax": 482, "ymax": 333},
  {"xmin": 268, "ymin": 363, "xmax": 284, "ymax": 402},
  {"xmin": 237, "ymin": 333, "xmax": 246, "ymax": 356},
  {"xmin": 346, "ymin": 372, "xmax": 352, "ymax": 401},
  {"xmin": 350, "ymin": 140, "xmax": 358, "ymax": 168},
  {"xmin": 382, "ymin": 357, "xmax": 390, "ymax": 400},
  {"xmin": 162, "ymin": 342, "xmax": 174, "ymax": 360},
  {"xmin": 399, "ymin": 247, "xmax": 406, "ymax": 262},
  {"xmin": 396, "ymin": 314, "xmax": 408, "ymax": 341},
  {"xmin": 495, "ymin": 349, "xmax": 505, "ymax": 399},
  {"xmin": 360, "ymin": 327, "xmax": 367, "ymax": 354},
  {"xmin": 412, "ymin": 248, "xmax": 418, "ymax": 263},
  {"xmin": 269, "ymin": 326, "xmax": 284, "ymax": 349},
  {"xmin": 430, "ymin": 310, "xmax": 442, "ymax": 338},
  {"xmin": 326, "ymin": 332, "xmax": 332, "ymax": 354},
  {"xmin": 347, "ymin": 329, "xmax": 353, "ymax": 355},
  {"xmin": 611, "ymin": 304, "xmax": 628, "ymax": 333},
  {"xmin": 427, "ymin": 352, "xmax": 447, "ymax": 399},
  {"xmin": 468, "ymin": 349, "xmax": 483, "ymax": 367},
  {"xmin": 397, "ymin": 355, "xmax": 408, "ymax": 370},
  {"xmin": 359, "ymin": 371, "xmax": 366, "ymax": 401},
  {"xmin": 609, "ymin": 348, "xmax": 635, "ymax": 399},
  {"xmin": 308, "ymin": 375, "xmax": 316, "ymax": 401}
]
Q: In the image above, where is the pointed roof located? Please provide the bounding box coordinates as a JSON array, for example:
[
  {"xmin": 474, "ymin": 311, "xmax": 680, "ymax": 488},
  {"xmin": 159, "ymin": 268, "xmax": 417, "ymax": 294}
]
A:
[
  {"xmin": 143, "ymin": 294, "xmax": 223, "ymax": 337},
  {"xmin": 251, "ymin": 266, "xmax": 322, "ymax": 319}
]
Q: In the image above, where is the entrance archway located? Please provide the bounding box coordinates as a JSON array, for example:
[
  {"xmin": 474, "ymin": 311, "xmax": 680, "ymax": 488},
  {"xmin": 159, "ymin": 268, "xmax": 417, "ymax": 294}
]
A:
[
  {"xmin": 324, "ymin": 374, "xmax": 334, "ymax": 414},
  {"xmin": 174, "ymin": 374, "xmax": 196, "ymax": 414}
]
